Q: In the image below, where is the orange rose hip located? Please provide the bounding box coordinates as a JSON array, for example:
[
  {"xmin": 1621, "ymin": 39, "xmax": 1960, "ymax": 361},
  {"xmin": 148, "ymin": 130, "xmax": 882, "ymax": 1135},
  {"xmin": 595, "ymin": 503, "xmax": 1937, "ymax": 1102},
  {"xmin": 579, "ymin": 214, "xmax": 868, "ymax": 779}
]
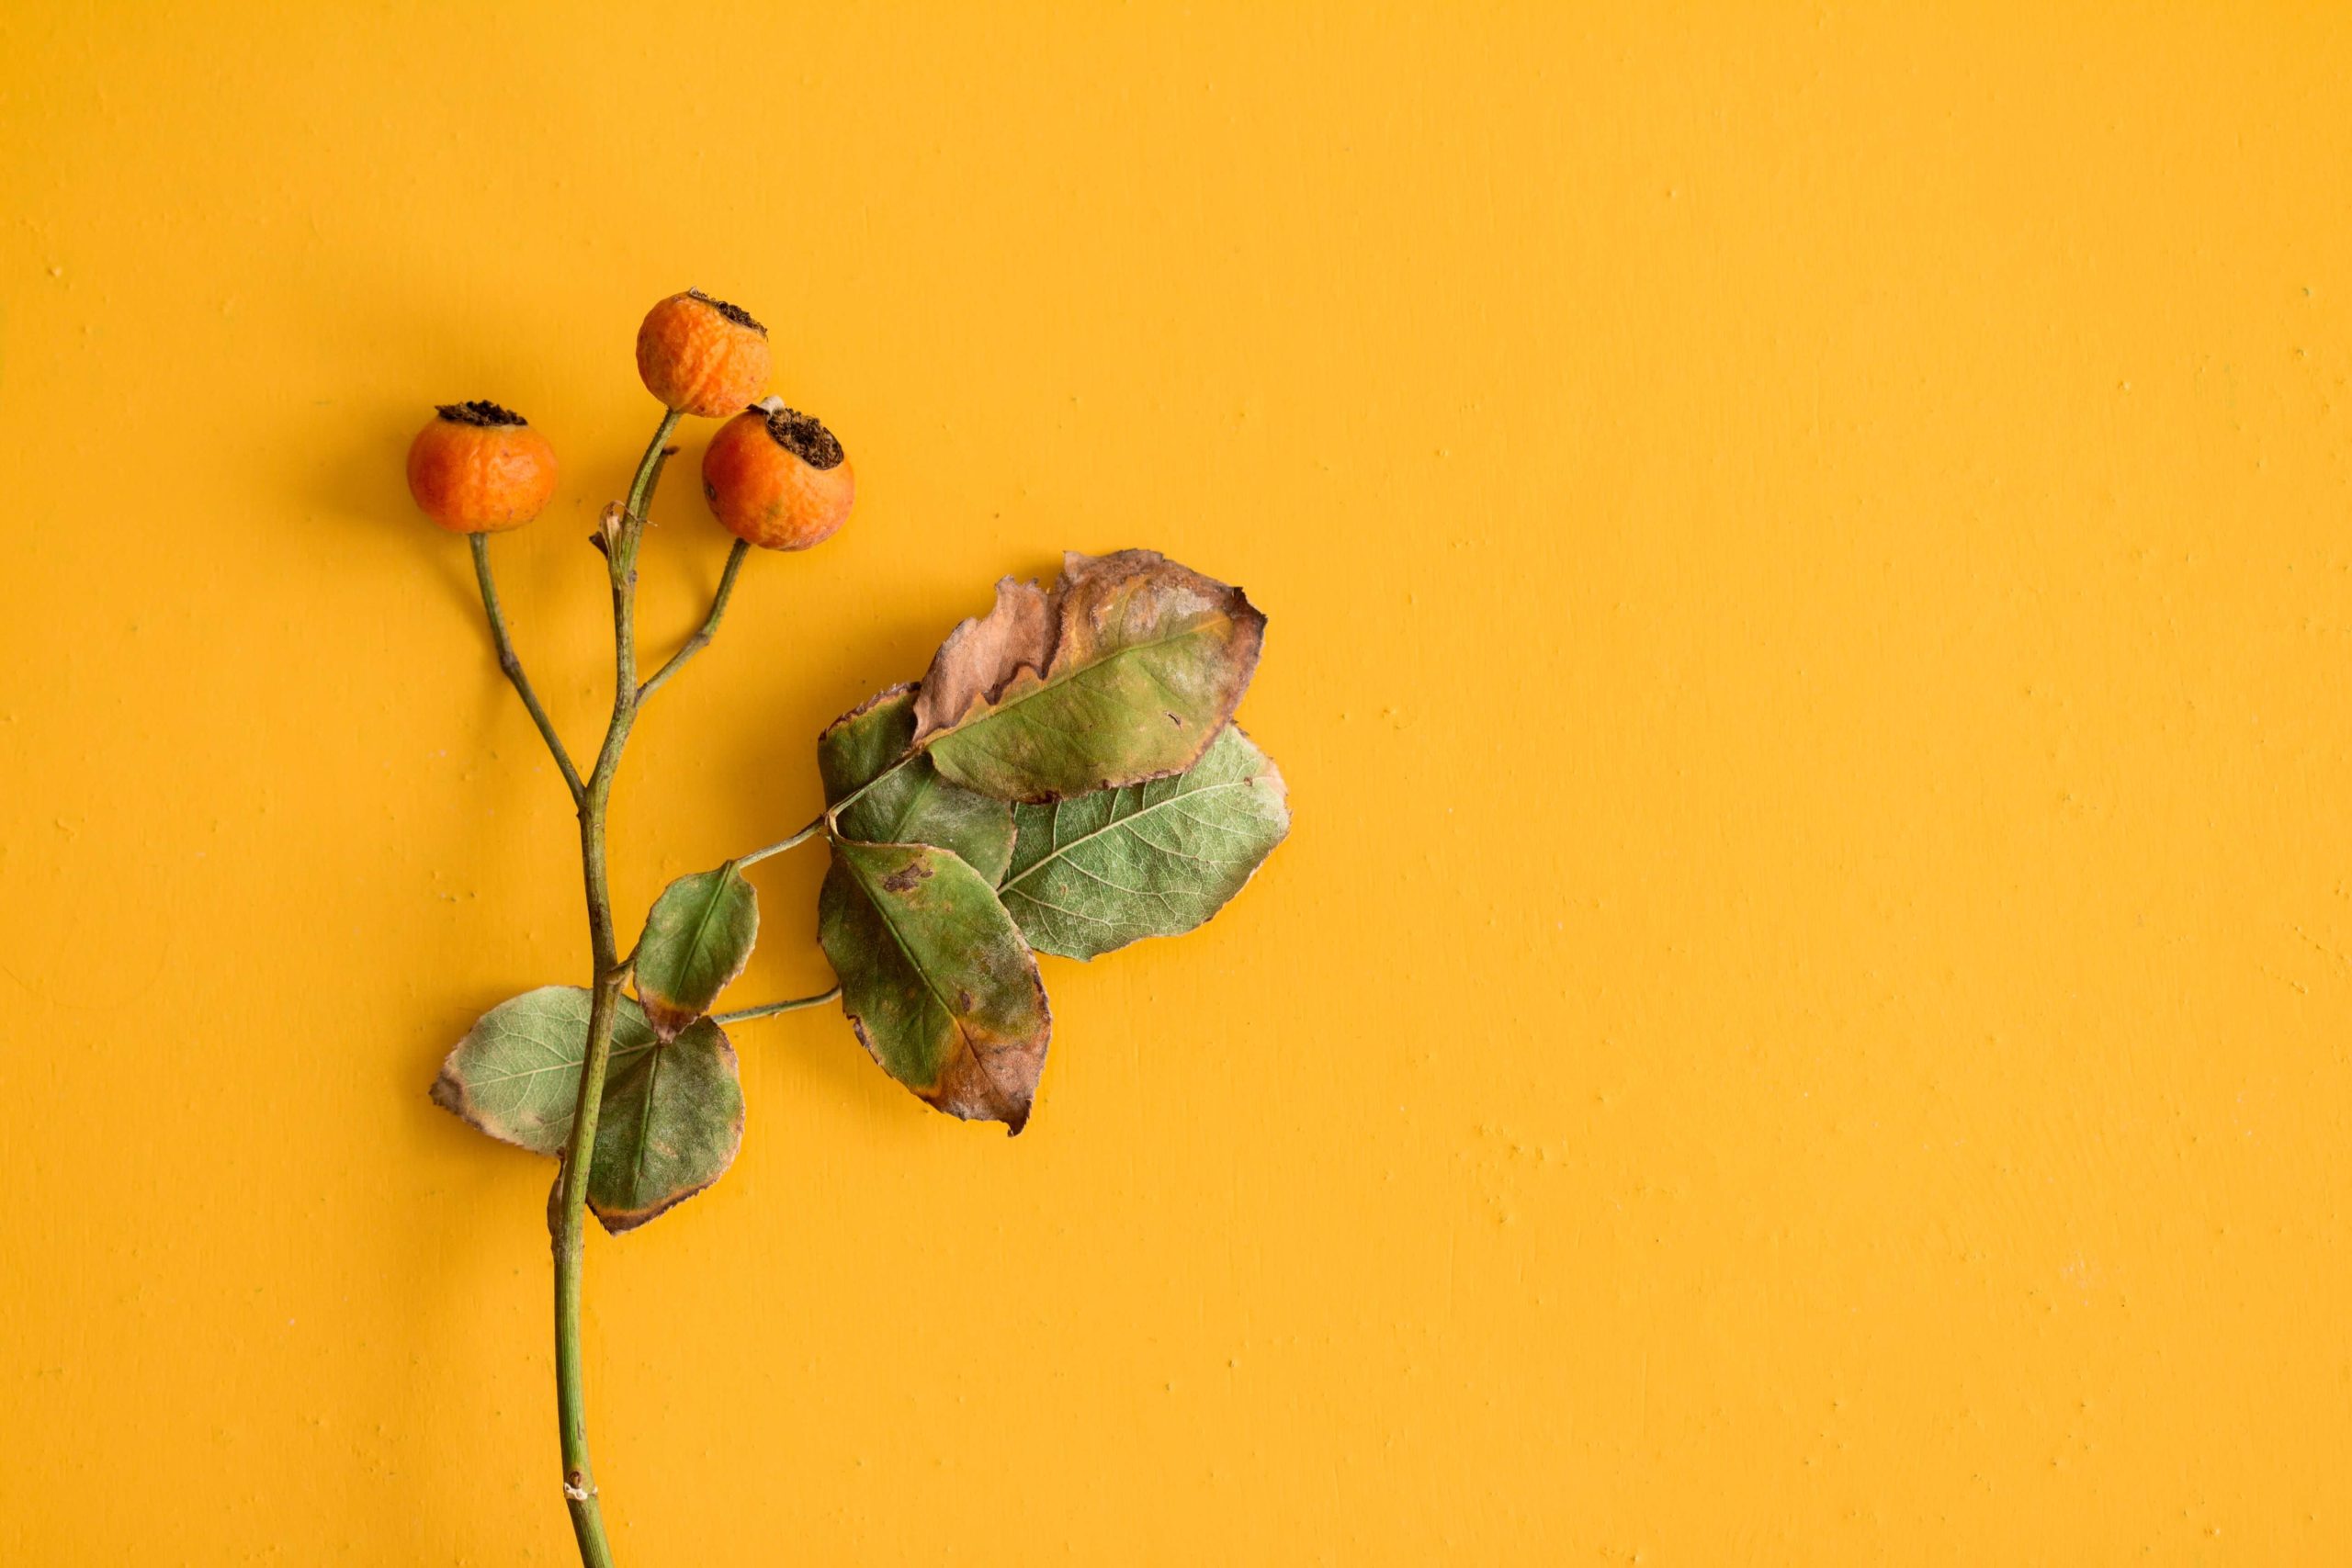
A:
[
  {"xmin": 701, "ymin": 400, "xmax": 855, "ymax": 551},
  {"xmin": 405, "ymin": 401, "xmax": 559, "ymax": 534},
  {"xmin": 636, "ymin": 289, "xmax": 772, "ymax": 416}
]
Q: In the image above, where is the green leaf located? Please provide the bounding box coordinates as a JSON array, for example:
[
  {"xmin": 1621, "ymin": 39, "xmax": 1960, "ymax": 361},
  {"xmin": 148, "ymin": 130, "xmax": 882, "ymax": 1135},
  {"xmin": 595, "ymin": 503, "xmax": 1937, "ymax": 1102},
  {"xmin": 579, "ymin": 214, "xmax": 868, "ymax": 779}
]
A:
[
  {"xmin": 818, "ymin": 684, "xmax": 1013, "ymax": 880},
  {"xmin": 430, "ymin": 986, "xmax": 745, "ymax": 1234},
  {"xmin": 1000, "ymin": 724, "xmax": 1289, "ymax": 959},
  {"xmin": 632, "ymin": 863, "xmax": 760, "ymax": 1039},
  {"xmin": 910, "ymin": 549, "xmax": 1265, "ymax": 803},
  {"xmin": 429, "ymin": 986, "xmax": 595, "ymax": 1156},
  {"xmin": 817, "ymin": 840, "xmax": 1051, "ymax": 1133},
  {"xmin": 586, "ymin": 1012, "xmax": 744, "ymax": 1234}
]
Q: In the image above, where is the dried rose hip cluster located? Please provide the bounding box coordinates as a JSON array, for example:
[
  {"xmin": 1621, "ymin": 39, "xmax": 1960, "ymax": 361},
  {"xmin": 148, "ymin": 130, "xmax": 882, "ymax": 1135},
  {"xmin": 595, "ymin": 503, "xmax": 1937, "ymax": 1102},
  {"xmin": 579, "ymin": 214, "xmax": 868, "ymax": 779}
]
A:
[{"xmin": 408, "ymin": 288, "xmax": 854, "ymax": 549}]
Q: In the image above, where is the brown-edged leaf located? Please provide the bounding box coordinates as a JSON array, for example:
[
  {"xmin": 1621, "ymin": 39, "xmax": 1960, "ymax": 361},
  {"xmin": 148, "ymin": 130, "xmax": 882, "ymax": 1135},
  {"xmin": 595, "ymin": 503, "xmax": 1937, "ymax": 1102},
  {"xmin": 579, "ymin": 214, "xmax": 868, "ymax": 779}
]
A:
[
  {"xmin": 632, "ymin": 863, "xmax": 760, "ymax": 1040},
  {"xmin": 817, "ymin": 840, "xmax": 1050, "ymax": 1133},
  {"xmin": 586, "ymin": 1011, "xmax": 744, "ymax": 1234},
  {"xmin": 910, "ymin": 548, "xmax": 1265, "ymax": 803},
  {"xmin": 430, "ymin": 986, "xmax": 745, "ymax": 1234}
]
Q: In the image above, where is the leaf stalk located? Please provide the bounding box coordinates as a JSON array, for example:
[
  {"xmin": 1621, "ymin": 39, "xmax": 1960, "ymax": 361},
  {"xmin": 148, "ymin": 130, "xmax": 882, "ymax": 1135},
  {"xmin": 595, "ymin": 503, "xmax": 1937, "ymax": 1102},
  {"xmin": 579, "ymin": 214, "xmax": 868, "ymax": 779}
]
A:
[
  {"xmin": 820, "ymin": 750, "xmax": 920, "ymax": 836},
  {"xmin": 739, "ymin": 813, "xmax": 828, "ymax": 867},
  {"xmin": 712, "ymin": 986, "xmax": 842, "ymax": 1025}
]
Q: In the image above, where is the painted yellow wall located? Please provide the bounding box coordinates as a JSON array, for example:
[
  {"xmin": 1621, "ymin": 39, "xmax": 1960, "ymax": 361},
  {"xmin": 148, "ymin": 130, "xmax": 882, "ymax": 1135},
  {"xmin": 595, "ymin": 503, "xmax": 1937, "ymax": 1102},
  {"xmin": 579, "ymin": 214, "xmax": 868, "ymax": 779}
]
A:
[{"xmin": 3, "ymin": 3, "xmax": 2346, "ymax": 1562}]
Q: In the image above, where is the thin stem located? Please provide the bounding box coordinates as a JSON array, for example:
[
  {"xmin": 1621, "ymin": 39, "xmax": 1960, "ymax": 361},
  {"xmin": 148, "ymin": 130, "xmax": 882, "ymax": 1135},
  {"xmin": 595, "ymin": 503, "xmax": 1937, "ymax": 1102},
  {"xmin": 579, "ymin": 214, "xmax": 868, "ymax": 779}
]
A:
[
  {"xmin": 550, "ymin": 404, "xmax": 681, "ymax": 1568},
  {"xmin": 628, "ymin": 414, "xmax": 684, "ymax": 523},
  {"xmin": 580, "ymin": 409, "xmax": 682, "ymax": 806},
  {"xmin": 738, "ymin": 813, "xmax": 827, "ymax": 867},
  {"xmin": 711, "ymin": 986, "xmax": 841, "ymax": 1025},
  {"xmin": 639, "ymin": 537, "xmax": 751, "ymax": 703},
  {"xmin": 551, "ymin": 967, "xmax": 626, "ymax": 1568},
  {"xmin": 470, "ymin": 533, "xmax": 586, "ymax": 806},
  {"xmin": 639, "ymin": 438, "xmax": 681, "ymax": 514}
]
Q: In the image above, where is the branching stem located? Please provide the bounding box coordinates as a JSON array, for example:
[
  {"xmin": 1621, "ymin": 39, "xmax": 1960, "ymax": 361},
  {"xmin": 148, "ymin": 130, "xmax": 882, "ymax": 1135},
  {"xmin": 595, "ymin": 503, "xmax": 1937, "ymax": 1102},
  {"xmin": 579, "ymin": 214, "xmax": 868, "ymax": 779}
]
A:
[
  {"xmin": 472, "ymin": 406, "xmax": 813, "ymax": 1568},
  {"xmin": 548, "ymin": 405, "xmax": 683, "ymax": 1568}
]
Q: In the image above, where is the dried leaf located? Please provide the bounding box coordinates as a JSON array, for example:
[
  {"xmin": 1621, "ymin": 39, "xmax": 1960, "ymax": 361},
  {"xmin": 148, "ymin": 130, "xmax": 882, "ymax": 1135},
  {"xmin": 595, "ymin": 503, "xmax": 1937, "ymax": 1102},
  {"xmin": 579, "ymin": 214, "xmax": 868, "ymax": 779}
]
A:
[
  {"xmin": 817, "ymin": 840, "xmax": 1050, "ymax": 1133},
  {"xmin": 818, "ymin": 684, "xmax": 1013, "ymax": 880},
  {"xmin": 430, "ymin": 986, "xmax": 745, "ymax": 1234},
  {"xmin": 632, "ymin": 864, "xmax": 759, "ymax": 1040},
  {"xmin": 905, "ymin": 578, "xmax": 1052, "ymax": 745},
  {"xmin": 911, "ymin": 549, "xmax": 1265, "ymax": 803},
  {"xmin": 1000, "ymin": 724, "xmax": 1289, "ymax": 959}
]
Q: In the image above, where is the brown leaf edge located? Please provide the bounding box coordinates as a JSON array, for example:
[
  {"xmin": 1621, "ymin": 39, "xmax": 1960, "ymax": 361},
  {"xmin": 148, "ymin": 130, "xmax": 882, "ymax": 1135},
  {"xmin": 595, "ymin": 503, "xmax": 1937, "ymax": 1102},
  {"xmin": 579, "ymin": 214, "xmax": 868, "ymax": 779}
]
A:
[
  {"xmin": 427, "ymin": 993, "xmax": 571, "ymax": 1156},
  {"xmin": 907, "ymin": 549, "xmax": 1267, "ymax": 798},
  {"xmin": 827, "ymin": 842, "xmax": 1054, "ymax": 1135},
  {"xmin": 840, "ymin": 974, "xmax": 1052, "ymax": 1135},
  {"xmin": 816, "ymin": 682, "xmax": 917, "ymax": 801},
  {"xmin": 427, "ymin": 1063, "xmax": 488, "ymax": 1135},
  {"xmin": 633, "ymin": 868, "xmax": 760, "ymax": 1043}
]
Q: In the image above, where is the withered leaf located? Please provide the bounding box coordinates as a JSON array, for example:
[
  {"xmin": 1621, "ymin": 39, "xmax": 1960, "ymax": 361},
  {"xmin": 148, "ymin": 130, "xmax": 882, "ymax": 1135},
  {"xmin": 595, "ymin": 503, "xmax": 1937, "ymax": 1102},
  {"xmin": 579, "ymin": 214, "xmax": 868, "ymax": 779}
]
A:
[
  {"xmin": 910, "ymin": 549, "xmax": 1265, "ymax": 803},
  {"xmin": 906, "ymin": 578, "xmax": 1052, "ymax": 744},
  {"xmin": 1000, "ymin": 724, "xmax": 1289, "ymax": 959},
  {"xmin": 817, "ymin": 840, "xmax": 1050, "ymax": 1133},
  {"xmin": 818, "ymin": 684, "xmax": 1013, "ymax": 880},
  {"xmin": 430, "ymin": 986, "xmax": 745, "ymax": 1234},
  {"xmin": 632, "ymin": 864, "xmax": 759, "ymax": 1040}
]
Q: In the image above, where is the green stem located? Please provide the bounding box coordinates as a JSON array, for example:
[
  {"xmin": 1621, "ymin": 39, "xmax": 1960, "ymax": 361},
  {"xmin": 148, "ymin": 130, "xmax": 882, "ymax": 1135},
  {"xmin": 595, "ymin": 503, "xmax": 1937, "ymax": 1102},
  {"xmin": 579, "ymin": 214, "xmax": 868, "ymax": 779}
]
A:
[
  {"xmin": 627, "ymin": 414, "xmax": 683, "ymax": 523},
  {"xmin": 639, "ymin": 537, "xmax": 751, "ymax": 703},
  {"xmin": 639, "ymin": 438, "xmax": 680, "ymax": 517},
  {"xmin": 551, "ymin": 404, "xmax": 682, "ymax": 1568},
  {"xmin": 470, "ymin": 533, "xmax": 585, "ymax": 806},
  {"xmin": 739, "ymin": 813, "xmax": 828, "ymax": 867},
  {"xmin": 711, "ymin": 986, "xmax": 841, "ymax": 1025},
  {"xmin": 552, "ymin": 964, "xmax": 627, "ymax": 1568}
]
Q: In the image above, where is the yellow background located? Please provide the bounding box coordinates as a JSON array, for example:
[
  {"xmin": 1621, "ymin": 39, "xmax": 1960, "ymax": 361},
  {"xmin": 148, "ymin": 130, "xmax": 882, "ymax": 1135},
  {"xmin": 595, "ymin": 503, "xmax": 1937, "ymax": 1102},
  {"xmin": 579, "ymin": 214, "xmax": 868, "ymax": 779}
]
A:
[{"xmin": 2, "ymin": 2, "xmax": 2346, "ymax": 1562}]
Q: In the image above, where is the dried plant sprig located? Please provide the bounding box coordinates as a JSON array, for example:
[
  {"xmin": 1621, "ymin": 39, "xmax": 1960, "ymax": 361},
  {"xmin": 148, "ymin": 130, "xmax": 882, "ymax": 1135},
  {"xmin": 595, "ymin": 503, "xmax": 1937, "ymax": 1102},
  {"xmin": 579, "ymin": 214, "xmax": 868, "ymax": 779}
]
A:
[{"xmin": 412, "ymin": 292, "xmax": 1288, "ymax": 1567}]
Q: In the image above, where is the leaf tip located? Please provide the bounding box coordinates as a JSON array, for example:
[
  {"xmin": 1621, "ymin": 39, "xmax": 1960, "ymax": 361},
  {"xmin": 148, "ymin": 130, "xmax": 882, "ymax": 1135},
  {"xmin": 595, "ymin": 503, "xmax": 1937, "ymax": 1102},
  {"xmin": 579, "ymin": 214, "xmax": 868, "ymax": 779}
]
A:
[
  {"xmin": 427, "ymin": 1061, "xmax": 469, "ymax": 1119},
  {"xmin": 635, "ymin": 994, "xmax": 695, "ymax": 1043}
]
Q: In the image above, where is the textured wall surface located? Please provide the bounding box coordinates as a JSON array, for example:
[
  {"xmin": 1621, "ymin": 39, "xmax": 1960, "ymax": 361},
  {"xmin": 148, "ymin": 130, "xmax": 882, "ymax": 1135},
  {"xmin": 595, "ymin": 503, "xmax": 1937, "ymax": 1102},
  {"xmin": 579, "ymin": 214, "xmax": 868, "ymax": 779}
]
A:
[{"xmin": 3, "ymin": 3, "xmax": 2347, "ymax": 1562}]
